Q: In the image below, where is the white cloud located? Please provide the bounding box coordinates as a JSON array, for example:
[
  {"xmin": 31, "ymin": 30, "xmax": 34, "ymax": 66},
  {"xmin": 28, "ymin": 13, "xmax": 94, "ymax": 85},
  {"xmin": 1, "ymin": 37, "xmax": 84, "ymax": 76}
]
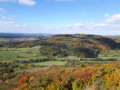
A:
[
  {"xmin": 0, "ymin": 0, "xmax": 36, "ymax": 6},
  {"xmin": 0, "ymin": 21, "xmax": 57, "ymax": 33},
  {"xmin": 88, "ymin": 23, "xmax": 108, "ymax": 28},
  {"xmin": 0, "ymin": 21, "xmax": 34, "ymax": 33},
  {"xmin": 58, "ymin": 23, "xmax": 108, "ymax": 29},
  {"xmin": 104, "ymin": 13, "xmax": 109, "ymax": 17},
  {"xmin": 14, "ymin": 24, "xmax": 20, "ymax": 27},
  {"xmin": 106, "ymin": 14, "xmax": 120, "ymax": 23},
  {"xmin": 56, "ymin": 23, "xmax": 120, "ymax": 35},
  {"xmin": 18, "ymin": 0, "xmax": 36, "ymax": 6},
  {"xmin": 65, "ymin": 25, "xmax": 72, "ymax": 28},
  {"xmin": 0, "ymin": 21, "xmax": 120, "ymax": 35},
  {"xmin": 0, "ymin": 21, "xmax": 14, "ymax": 25},
  {"xmin": 0, "ymin": 8, "xmax": 5, "ymax": 13},
  {"xmin": 22, "ymin": 24, "xmax": 28, "ymax": 27},
  {"xmin": 1, "ymin": 15, "xmax": 16, "ymax": 19},
  {"xmin": 74, "ymin": 23, "xmax": 83, "ymax": 27}
]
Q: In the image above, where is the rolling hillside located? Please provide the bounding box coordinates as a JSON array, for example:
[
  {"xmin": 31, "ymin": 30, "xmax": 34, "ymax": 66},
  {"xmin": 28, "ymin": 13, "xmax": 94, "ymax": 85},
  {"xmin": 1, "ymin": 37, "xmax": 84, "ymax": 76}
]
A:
[{"xmin": 1, "ymin": 34, "xmax": 119, "ymax": 58}]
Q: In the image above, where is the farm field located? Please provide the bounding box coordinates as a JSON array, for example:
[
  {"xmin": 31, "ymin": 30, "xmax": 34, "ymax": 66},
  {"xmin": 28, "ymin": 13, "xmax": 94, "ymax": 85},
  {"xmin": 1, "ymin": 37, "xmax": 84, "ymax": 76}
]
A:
[
  {"xmin": 33, "ymin": 61, "xmax": 67, "ymax": 66},
  {"xmin": 0, "ymin": 46, "xmax": 47, "ymax": 61},
  {"xmin": 98, "ymin": 50, "xmax": 120, "ymax": 60},
  {"xmin": 19, "ymin": 61, "xmax": 67, "ymax": 72},
  {"xmin": 11, "ymin": 61, "xmax": 67, "ymax": 73}
]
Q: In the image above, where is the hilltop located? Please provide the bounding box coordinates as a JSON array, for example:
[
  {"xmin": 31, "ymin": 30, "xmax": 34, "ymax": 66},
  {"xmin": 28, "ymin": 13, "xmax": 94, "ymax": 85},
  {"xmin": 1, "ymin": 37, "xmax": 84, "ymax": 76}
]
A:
[{"xmin": 39, "ymin": 34, "xmax": 120, "ymax": 58}]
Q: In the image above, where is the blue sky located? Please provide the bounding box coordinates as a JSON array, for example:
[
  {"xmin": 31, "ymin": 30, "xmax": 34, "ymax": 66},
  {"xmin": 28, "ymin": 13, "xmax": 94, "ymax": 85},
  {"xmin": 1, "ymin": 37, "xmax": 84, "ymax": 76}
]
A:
[{"xmin": 0, "ymin": 0, "xmax": 120, "ymax": 35}]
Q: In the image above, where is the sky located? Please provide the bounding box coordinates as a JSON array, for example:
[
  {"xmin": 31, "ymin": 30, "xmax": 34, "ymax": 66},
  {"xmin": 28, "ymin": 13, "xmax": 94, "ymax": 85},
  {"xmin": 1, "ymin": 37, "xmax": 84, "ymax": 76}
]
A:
[{"xmin": 0, "ymin": 0, "xmax": 120, "ymax": 35}]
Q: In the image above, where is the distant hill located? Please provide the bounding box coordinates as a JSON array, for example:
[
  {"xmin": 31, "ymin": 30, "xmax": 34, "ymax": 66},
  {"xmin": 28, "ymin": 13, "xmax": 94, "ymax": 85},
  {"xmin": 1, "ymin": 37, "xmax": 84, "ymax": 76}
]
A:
[
  {"xmin": 1, "ymin": 34, "xmax": 120, "ymax": 58},
  {"xmin": 0, "ymin": 33, "xmax": 54, "ymax": 39},
  {"xmin": 46, "ymin": 34, "xmax": 120, "ymax": 49},
  {"xmin": 0, "ymin": 33, "xmax": 55, "ymax": 42},
  {"xmin": 104, "ymin": 35, "xmax": 120, "ymax": 39},
  {"xmin": 103, "ymin": 35, "xmax": 120, "ymax": 44},
  {"xmin": 39, "ymin": 34, "xmax": 120, "ymax": 58}
]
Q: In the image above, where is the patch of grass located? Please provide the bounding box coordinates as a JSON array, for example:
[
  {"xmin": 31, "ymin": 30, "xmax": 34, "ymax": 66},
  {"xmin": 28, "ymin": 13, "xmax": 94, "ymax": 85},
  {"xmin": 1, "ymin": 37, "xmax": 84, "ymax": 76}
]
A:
[
  {"xmin": 16, "ymin": 55, "xmax": 47, "ymax": 61},
  {"xmin": 0, "ymin": 46, "xmax": 46, "ymax": 62},
  {"xmin": 13, "ymin": 68, "xmax": 21, "ymax": 72},
  {"xmin": 98, "ymin": 50, "xmax": 120, "ymax": 60},
  {"xmin": 0, "ymin": 51, "xmax": 19, "ymax": 61},
  {"xmin": 0, "ymin": 47, "xmax": 30, "ymax": 52},
  {"xmin": 24, "ymin": 46, "xmax": 41, "ymax": 53},
  {"xmin": 33, "ymin": 61, "xmax": 67, "ymax": 66},
  {"xmin": 18, "ymin": 53, "xmax": 38, "ymax": 58}
]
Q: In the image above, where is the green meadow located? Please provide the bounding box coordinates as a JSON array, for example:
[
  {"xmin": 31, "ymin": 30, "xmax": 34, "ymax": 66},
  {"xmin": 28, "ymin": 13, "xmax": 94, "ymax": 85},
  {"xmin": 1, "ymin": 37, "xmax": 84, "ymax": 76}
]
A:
[
  {"xmin": 98, "ymin": 50, "xmax": 120, "ymax": 60},
  {"xmin": 0, "ymin": 46, "xmax": 47, "ymax": 62},
  {"xmin": 33, "ymin": 61, "xmax": 67, "ymax": 66}
]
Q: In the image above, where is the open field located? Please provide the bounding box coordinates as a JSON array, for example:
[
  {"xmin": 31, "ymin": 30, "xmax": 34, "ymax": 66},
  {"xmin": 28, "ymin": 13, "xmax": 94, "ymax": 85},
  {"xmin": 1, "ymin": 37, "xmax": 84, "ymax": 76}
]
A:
[
  {"xmin": 13, "ymin": 61, "xmax": 67, "ymax": 72},
  {"xmin": 0, "ymin": 46, "xmax": 47, "ymax": 61},
  {"xmin": 33, "ymin": 61, "xmax": 67, "ymax": 66},
  {"xmin": 98, "ymin": 50, "xmax": 120, "ymax": 60},
  {"xmin": 24, "ymin": 46, "xmax": 41, "ymax": 53}
]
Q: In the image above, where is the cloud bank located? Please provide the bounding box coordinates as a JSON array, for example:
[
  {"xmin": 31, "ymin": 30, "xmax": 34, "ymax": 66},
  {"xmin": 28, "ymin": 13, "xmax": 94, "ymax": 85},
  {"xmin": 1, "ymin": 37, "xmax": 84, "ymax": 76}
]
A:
[
  {"xmin": 0, "ymin": 0, "xmax": 36, "ymax": 6},
  {"xmin": 18, "ymin": 0, "xmax": 36, "ymax": 6},
  {"xmin": 106, "ymin": 14, "xmax": 120, "ymax": 23}
]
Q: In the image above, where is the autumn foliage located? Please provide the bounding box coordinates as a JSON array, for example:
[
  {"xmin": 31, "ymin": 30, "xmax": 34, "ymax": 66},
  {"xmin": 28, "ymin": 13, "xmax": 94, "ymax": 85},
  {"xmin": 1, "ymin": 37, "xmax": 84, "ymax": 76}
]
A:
[{"xmin": 0, "ymin": 62, "xmax": 120, "ymax": 90}]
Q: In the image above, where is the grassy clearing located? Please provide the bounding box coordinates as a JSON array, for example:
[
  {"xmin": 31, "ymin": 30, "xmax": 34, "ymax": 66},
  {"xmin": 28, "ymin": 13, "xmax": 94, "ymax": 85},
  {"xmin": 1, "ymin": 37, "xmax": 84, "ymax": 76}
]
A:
[
  {"xmin": 15, "ymin": 55, "xmax": 47, "ymax": 61},
  {"xmin": 0, "ymin": 51, "xmax": 19, "ymax": 61},
  {"xmin": 0, "ymin": 47, "xmax": 30, "ymax": 52},
  {"xmin": 57, "ymin": 56, "xmax": 81, "ymax": 61},
  {"xmin": 98, "ymin": 50, "xmax": 120, "ymax": 60},
  {"xmin": 33, "ymin": 61, "xmax": 67, "ymax": 66},
  {"xmin": 24, "ymin": 46, "xmax": 41, "ymax": 53},
  {"xmin": 0, "ymin": 46, "xmax": 46, "ymax": 62},
  {"xmin": 13, "ymin": 68, "xmax": 21, "ymax": 72},
  {"xmin": 18, "ymin": 53, "xmax": 38, "ymax": 58},
  {"xmin": 21, "ymin": 61, "xmax": 67, "ymax": 72}
]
